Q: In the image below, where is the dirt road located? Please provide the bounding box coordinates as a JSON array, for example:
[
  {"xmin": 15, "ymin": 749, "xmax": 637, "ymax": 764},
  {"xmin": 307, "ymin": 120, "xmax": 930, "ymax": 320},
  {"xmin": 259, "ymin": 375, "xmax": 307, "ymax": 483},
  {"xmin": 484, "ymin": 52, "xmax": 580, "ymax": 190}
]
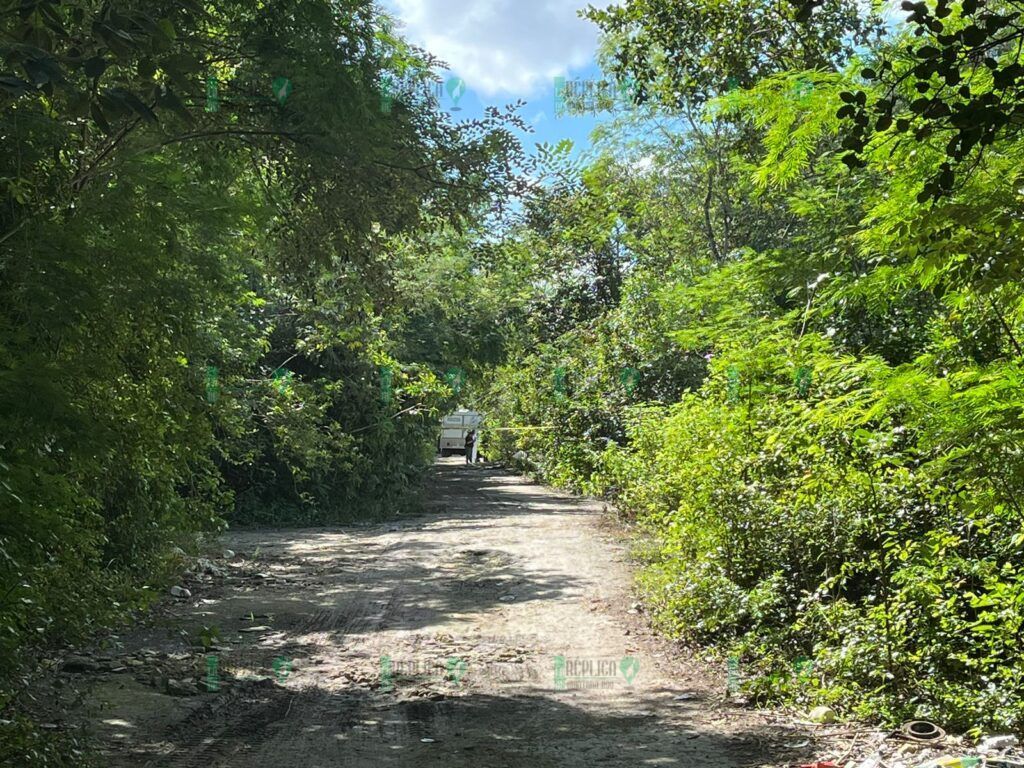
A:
[{"xmin": 61, "ymin": 458, "xmax": 813, "ymax": 767}]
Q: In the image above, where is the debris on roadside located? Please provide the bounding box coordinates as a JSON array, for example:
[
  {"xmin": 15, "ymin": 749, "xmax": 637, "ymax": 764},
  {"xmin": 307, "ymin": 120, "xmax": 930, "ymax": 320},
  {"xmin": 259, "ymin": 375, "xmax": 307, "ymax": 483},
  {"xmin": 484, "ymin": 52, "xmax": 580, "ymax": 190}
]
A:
[
  {"xmin": 779, "ymin": 719, "xmax": 1024, "ymax": 768},
  {"xmin": 195, "ymin": 558, "xmax": 225, "ymax": 577},
  {"xmin": 807, "ymin": 706, "xmax": 837, "ymax": 724},
  {"xmin": 980, "ymin": 736, "xmax": 1020, "ymax": 753},
  {"xmin": 916, "ymin": 756, "xmax": 981, "ymax": 768},
  {"xmin": 902, "ymin": 721, "xmax": 946, "ymax": 743}
]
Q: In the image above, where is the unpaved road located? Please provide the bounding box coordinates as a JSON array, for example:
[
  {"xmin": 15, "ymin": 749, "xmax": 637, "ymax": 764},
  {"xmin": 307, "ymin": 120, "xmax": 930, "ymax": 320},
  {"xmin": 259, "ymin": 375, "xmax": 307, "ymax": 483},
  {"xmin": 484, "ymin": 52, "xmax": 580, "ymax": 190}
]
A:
[{"xmin": 58, "ymin": 458, "xmax": 817, "ymax": 767}]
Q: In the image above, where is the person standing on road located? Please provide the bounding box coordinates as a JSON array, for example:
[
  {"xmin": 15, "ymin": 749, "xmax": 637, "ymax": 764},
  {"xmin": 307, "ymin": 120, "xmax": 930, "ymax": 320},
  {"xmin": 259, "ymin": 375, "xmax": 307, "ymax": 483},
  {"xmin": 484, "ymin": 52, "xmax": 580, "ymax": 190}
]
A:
[{"xmin": 465, "ymin": 429, "xmax": 476, "ymax": 464}]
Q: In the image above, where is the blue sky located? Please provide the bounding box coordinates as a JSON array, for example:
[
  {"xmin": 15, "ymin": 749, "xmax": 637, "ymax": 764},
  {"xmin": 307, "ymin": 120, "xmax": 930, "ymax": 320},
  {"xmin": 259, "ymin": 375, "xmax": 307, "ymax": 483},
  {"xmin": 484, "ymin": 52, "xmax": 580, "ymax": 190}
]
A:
[{"xmin": 381, "ymin": 0, "xmax": 611, "ymax": 157}]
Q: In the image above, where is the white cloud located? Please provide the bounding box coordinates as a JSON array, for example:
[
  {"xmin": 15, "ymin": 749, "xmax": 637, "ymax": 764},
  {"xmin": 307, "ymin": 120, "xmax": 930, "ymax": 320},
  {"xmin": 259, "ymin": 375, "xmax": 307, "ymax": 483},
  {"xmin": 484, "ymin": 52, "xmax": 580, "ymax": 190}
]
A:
[{"xmin": 387, "ymin": 0, "xmax": 598, "ymax": 97}]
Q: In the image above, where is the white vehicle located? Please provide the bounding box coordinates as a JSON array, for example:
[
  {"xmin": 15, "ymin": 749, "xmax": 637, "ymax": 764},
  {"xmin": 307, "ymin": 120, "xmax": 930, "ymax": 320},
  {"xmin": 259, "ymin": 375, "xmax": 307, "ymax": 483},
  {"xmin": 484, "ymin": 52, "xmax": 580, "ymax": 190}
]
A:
[{"xmin": 438, "ymin": 409, "xmax": 482, "ymax": 456}]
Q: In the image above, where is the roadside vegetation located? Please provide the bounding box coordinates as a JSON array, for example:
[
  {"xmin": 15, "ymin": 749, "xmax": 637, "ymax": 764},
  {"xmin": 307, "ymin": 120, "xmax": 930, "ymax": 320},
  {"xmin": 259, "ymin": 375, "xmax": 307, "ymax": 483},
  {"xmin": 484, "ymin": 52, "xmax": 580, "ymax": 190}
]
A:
[
  {"xmin": 0, "ymin": 2, "xmax": 523, "ymax": 760},
  {"xmin": 3, "ymin": 0, "xmax": 1024, "ymax": 761},
  {"xmin": 484, "ymin": 0, "xmax": 1024, "ymax": 733}
]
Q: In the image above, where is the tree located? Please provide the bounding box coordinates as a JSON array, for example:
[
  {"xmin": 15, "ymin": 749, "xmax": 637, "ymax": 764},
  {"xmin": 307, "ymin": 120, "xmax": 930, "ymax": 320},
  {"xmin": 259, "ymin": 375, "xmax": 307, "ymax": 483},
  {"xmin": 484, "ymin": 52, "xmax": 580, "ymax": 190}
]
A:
[
  {"xmin": 838, "ymin": 0, "xmax": 1024, "ymax": 200},
  {"xmin": 583, "ymin": 0, "xmax": 882, "ymax": 107},
  {"xmin": 0, "ymin": 1, "xmax": 529, "ymax": 745}
]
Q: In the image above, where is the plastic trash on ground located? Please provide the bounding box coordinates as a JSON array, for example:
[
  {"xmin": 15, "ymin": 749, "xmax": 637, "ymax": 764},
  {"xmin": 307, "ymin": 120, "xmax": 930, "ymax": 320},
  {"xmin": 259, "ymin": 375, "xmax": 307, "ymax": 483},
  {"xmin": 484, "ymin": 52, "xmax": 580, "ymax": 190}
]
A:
[
  {"xmin": 917, "ymin": 756, "xmax": 982, "ymax": 768},
  {"xmin": 807, "ymin": 705, "xmax": 836, "ymax": 724},
  {"xmin": 980, "ymin": 736, "xmax": 1021, "ymax": 753}
]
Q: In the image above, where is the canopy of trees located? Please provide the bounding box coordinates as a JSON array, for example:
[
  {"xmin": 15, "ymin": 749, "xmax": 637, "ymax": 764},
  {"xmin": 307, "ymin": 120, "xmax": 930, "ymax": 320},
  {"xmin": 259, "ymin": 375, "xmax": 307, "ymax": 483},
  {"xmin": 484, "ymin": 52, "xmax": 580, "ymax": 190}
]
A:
[
  {"xmin": 0, "ymin": 2, "xmax": 526, "ymax": 759},
  {"xmin": 4, "ymin": 0, "xmax": 1024, "ymax": 761}
]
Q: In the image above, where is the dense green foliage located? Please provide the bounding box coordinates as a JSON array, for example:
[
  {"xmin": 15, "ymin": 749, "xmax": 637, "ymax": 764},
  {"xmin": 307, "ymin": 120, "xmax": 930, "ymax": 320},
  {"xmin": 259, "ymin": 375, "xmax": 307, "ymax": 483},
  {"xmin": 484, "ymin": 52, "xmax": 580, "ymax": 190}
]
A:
[
  {"xmin": 584, "ymin": 0, "xmax": 883, "ymax": 103},
  {"xmin": 5, "ymin": 0, "xmax": 1024, "ymax": 759},
  {"xmin": 0, "ymin": 1, "xmax": 523, "ymax": 755},
  {"xmin": 840, "ymin": 0, "xmax": 1024, "ymax": 197},
  {"xmin": 483, "ymin": 2, "xmax": 1024, "ymax": 731}
]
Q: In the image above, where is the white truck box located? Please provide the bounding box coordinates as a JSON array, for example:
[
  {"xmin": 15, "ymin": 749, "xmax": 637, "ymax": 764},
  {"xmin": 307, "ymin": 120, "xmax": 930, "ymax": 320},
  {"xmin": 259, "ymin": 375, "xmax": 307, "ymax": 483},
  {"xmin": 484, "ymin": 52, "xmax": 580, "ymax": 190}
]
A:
[{"xmin": 439, "ymin": 410, "xmax": 482, "ymax": 454}]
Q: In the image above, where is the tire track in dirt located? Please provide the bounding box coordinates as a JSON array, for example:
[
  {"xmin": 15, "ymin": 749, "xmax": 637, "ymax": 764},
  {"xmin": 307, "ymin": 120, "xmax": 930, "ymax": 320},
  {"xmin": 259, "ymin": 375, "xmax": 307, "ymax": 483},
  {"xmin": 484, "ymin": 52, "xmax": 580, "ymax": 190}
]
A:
[
  {"xmin": 64, "ymin": 458, "xmax": 817, "ymax": 767},
  {"xmin": 148, "ymin": 543, "xmax": 414, "ymax": 768}
]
